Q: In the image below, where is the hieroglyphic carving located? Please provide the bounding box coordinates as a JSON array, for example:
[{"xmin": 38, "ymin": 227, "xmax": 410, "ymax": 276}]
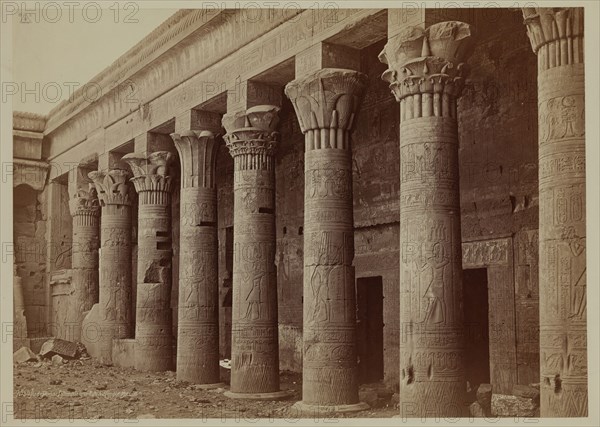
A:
[
  {"xmin": 222, "ymin": 106, "xmax": 283, "ymax": 396},
  {"xmin": 88, "ymin": 169, "xmax": 133, "ymax": 364},
  {"xmin": 379, "ymin": 21, "xmax": 474, "ymax": 417},
  {"xmin": 122, "ymin": 151, "xmax": 175, "ymax": 372},
  {"xmin": 66, "ymin": 167, "xmax": 100, "ymax": 342},
  {"xmin": 462, "ymin": 238, "xmax": 510, "ymax": 268},
  {"xmin": 170, "ymin": 129, "xmax": 221, "ymax": 384},
  {"xmin": 285, "ymin": 68, "xmax": 367, "ymax": 410},
  {"xmin": 523, "ymin": 7, "xmax": 587, "ymax": 417},
  {"xmin": 514, "ymin": 230, "xmax": 540, "ymax": 386}
]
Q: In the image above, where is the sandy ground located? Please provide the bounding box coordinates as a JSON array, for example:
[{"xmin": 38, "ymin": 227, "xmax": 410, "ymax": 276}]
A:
[{"xmin": 12, "ymin": 358, "xmax": 398, "ymax": 421}]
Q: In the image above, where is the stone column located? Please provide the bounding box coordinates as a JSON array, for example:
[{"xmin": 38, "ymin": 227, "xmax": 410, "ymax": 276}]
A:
[
  {"xmin": 123, "ymin": 151, "xmax": 175, "ymax": 372},
  {"xmin": 222, "ymin": 105, "xmax": 290, "ymax": 399},
  {"xmin": 67, "ymin": 167, "xmax": 100, "ymax": 342},
  {"xmin": 285, "ymin": 68, "xmax": 368, "ymax": 414},
  {"xmin": 89, "ymin": 169, "xmax": 133, "ymax": 364},
  {"xmin": 170, "ymin": 129, "xmax": 222, "ymax": 385},
  {"xmin": 379, "ymin": 21, "xmax": 474, "ymax": 417},
  {"xmin": 522, "ymin": 7, "xmax": 587, "ymax": 417}
]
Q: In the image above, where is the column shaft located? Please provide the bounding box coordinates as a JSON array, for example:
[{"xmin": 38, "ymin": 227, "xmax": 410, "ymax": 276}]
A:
[
  {"xmin": 68, "ymin": 167, "xmax": 100, "ymax": 342},
  {"xmin": 379, "ymin": 21, "xmax": 474, "ymax": 417},
  {"xmin": 89, "ymin": 169, "xmax": 133, "ymax": 364},
  {"xmin": 68, "ymin": 210, "xmax": 99, "ymax": 341},
  {"xmin": 523, "ymin": 7, "xmax": 587, "ymax": 417},
  {"xmin": 286, "ymin": 68, "xmax": 367, "ymax": 412},
  {"xmin": 223, "ymin": 105, "xmax": 288, "ymax": 398},
  {"xmin": 124, "ymin": 151, "xmax": 175, "ymax": 372},
  {"xmin": 171, "ymin": 129, "xmax": 221, "ymax": 384}
]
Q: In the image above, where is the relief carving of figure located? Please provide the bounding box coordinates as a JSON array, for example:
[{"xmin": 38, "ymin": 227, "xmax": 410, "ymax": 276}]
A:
[
  {"xmin": 309, "ymin": 266, "xmax": 332, "ymax": 323},
  {"xmin": 242, "ymin": 271, "xmax": 264, "ymax": 320},
  {"xmin": 414, "ymin": 242, "xmax": 449, "ymax": 324}
]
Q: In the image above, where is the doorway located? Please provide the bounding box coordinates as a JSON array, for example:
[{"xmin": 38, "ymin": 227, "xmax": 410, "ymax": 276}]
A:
[
  {"xmin": 462, "ymin": 268, "xmax": 490, "ymax": 399},
  {"xmin": 356, "ymin": 276, "xmax": 384, "ymax": 384}
]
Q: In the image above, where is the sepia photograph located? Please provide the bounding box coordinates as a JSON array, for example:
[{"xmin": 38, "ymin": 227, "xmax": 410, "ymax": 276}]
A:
[{"xmin": 1, "ymin": 1, "xmax": 598, "ymax": 425}]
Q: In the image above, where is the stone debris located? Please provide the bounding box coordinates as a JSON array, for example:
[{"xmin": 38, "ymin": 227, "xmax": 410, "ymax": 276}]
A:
[
  {"xmin": 491, "ymin": 393, "xmax": 539, "ymax": 417},
  {"xmin": 469, "ymin": 401, "xmax": 485, "ymax": 417},
  {"xmin": 51, "ymin": 355, "xmax": 64, "ymax": 366},
  {"xmin": 39, "ymin": 338, "xmax": 78, "ymax": 359},
  {"xmin": 14, "ymin": 347, "xmax": 37, "ymax": 363},
  {"xmin": 512, "ymin": 384, "xmax": 540, "ymax": 405}
]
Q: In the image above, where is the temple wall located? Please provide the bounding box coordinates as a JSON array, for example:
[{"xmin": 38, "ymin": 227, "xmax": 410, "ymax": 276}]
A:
[{"xmin": 13, "ymin": 184, "xmax": 49, "ymax": 337}]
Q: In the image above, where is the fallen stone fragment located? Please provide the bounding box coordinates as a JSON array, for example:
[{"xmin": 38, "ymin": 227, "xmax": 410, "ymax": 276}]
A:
[
  {"xmin": 49, "ymin": 379, "xmax": 62, "ymax": 385},
  {"xmin": 470, "ymin": 401, "xmax": 485, "ymax": 417},
  {"xmin": 492, "ymin": 394, "xmax": 537, "ymax": 417},
  {"xmin": 512, "ymin": 384, "xmax": 540, "ymax": 405},
  {"xmin": 14, "ymin": 346, "xmax": 37, "ymax": 363},
  {"xmin": 40, "ymin": 338, "xmax": 78, "ymax": 359},
  {"xmin": 51, "ymin": 355, "xmax": 64, "ymax": 366},
  {"xmin": 95, "ymin": 383, "xmax": 108, "ymax": 390}
]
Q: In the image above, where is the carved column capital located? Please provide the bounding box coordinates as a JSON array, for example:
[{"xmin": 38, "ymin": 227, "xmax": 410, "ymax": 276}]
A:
[
  {"xmin": 522, "ymin": 7, "xmax": 584, "ymax": 70},
  {"xmin": 171, "ymin": 130, "xmax": 220, "ymax": 189},
  {"xmin": 222, "ymin": 105, "xmax": 279, "ymax": 156},
  {"xmin": 285, "ymin": 68, "xmax": 366, "ymax": 133},
  {"xmin": 69, "ymin": 185, "xmax": 100, "ymax": 218},
  {"xmin": 222, "ymin": 105, "xmax": 279, "ymax": 169},
  {"xmin": 122, "ymin": 151, "xmax": 174, "ymax": 194},
  {"xmin": 88, "ymin": 169, "xmax": 132, "ymax": 206},
  {"xmin": 378, "ymin": 21, "xmax": 474, "ymax": 102}
]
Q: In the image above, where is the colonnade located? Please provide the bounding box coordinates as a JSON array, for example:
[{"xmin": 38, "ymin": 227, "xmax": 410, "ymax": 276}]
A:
[{"xmin": 61, "ymin": 9, "xmax": 586, "ymax": 417}]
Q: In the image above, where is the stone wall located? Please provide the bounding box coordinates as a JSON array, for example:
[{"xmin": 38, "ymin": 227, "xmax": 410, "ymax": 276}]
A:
[
  {"xmin": 458, "ymin": 9, "xmax": 539, "ymax": 388},
  {"xmin": 13, "ymin": 184, "xmax": 48, "ymax": 337}
]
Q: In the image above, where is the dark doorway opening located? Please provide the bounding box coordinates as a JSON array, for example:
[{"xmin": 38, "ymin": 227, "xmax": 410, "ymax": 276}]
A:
[
  {"xmin": 356, "ymin": 276, "xmax": 384, "ymax": 384},
  {"xmin": 463, "ymin": 268, "xmax": 490, "ymax": 400}
]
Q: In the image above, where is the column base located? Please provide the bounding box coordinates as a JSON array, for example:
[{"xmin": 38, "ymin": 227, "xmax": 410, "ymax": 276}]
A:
[
  {"xmin": 224, "ymin": 389, "xmax": 294, "ymax": 401},
  {"xmin": 192, "ymin": 382, "xmax": 226, "ymax": 390},
  {"xmin": 291, "ymin": 401, "xmax": 369, "ymax": 416}
]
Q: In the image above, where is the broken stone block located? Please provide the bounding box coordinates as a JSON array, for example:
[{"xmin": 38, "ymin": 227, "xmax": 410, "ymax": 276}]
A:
[
  {"xmin": 51, "ymin": 355, "xmax": 64, "ymax": 366},
  {"xmin": 40, "ymin": 338, "xmax": 78, "ymax": 359},
  {"xmin": 81, "ymin": 304, "xmax": 102, "ymax": 359},
  {"xmin": 492, "ymin": 394, "xmax": 537, "ymax": 417},
  {"xmin": 476, "ymin": 383, "xmax": 492, "ymax": 415},
  {"xmin": 14, "ymin": 346, "xmax": 37, "ymax": 363},
  {"xmin": 512, "ymin": 384, "xmax": 540, "ymax": 405}
]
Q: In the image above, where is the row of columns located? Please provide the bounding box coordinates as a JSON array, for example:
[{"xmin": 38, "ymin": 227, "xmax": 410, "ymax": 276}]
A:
[{"xmin": 62, "ymin": 8, "xmax": 586, "ymax": 417}]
